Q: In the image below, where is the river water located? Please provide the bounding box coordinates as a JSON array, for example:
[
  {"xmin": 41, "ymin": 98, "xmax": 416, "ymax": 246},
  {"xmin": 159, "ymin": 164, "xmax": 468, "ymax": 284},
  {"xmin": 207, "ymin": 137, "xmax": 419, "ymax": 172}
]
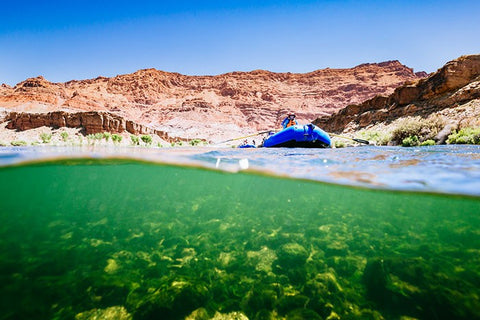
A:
[{"xmin": 0, "ymin": 145, "xmax": 479, "ymax": 319}]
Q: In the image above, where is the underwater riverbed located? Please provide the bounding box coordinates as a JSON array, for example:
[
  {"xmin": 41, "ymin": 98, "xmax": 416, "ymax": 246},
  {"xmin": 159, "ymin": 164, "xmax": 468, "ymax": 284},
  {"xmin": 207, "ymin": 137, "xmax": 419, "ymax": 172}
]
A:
[{"xmin": 0, "ymin": 146, "xmax": 479, "ymax": 319}]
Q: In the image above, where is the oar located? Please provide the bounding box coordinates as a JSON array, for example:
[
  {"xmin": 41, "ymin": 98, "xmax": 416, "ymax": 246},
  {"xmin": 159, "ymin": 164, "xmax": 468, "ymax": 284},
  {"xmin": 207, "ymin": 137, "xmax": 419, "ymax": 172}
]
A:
[
  {"xmin": 328, "ymin": 133, "xmax": 370, "ymax": 145},
  {"xmin": 213, "ymin": 130, "xmax": 273, "ymax": 145}
]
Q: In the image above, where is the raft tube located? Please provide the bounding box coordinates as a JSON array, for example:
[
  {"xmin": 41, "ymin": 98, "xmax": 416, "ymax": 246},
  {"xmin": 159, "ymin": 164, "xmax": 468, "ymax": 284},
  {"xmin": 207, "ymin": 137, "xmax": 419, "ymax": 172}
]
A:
[
  {"xmin": 262, "ymin": 124, "xmax": 331, "ymax": 148},
  {"xmin": 237, "ymin": 144, "xmax": 257, "ymax": 148}
]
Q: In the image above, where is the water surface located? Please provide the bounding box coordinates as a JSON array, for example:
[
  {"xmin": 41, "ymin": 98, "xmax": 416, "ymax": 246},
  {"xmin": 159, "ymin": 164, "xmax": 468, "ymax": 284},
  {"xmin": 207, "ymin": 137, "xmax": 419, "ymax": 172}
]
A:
[{"xmin": 0, "ymin": 146, "xmax": 479, "ymax": 319}]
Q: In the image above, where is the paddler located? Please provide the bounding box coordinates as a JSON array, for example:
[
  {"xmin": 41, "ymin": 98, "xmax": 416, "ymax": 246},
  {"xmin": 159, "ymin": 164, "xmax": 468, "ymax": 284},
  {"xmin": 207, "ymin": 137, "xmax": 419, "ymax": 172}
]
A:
[{"xmin": 281, "ymin": 113, "xmax": 298, "ymax": 129}]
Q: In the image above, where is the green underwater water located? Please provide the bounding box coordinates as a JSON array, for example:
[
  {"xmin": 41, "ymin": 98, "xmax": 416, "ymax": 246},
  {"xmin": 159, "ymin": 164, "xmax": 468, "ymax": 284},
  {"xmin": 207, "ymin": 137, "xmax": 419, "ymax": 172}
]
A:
[{"xmin": 1, "ymin": 159, "xmax": 480, "ymax": 320}]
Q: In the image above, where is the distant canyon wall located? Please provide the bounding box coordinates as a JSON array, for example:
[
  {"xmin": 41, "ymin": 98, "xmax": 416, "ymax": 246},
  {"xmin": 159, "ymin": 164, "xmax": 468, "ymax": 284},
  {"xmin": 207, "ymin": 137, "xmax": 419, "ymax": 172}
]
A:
[
  {"xmin": 314, "ymin": 55, "xmax": 480, "ymax": 132},
  {"xmin": 0, "ymin": 61, "xmax": 424, "ymax": 140},
  {"xmin": 4, "ymin": 111, "xmax": 178, "ymax": 142}
]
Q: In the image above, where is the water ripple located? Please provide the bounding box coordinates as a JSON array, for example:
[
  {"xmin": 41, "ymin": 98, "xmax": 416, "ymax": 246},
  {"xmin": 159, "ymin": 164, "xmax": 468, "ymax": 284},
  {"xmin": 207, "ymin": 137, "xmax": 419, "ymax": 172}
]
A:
[{"xmin": 1, "ymin": 145, "xmax": 479, "ymax": 196}]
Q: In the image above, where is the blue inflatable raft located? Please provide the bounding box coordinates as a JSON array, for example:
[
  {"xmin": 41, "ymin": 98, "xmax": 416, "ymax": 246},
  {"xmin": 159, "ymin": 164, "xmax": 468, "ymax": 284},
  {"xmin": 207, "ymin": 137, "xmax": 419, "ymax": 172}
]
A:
[
  {"xmin": 262, "ymin": 124, "xmax": 331, "ymax": 148},
  {"xmin": 237, "ymin": 144, "xmax": 256, "ymax": 148}
]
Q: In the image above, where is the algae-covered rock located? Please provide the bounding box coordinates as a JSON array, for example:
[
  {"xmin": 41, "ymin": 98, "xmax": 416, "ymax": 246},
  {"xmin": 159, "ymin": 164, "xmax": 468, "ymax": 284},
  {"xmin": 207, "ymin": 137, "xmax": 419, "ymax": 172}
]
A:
[
  {"xmin": 276, "ymin": 295, "xmax": 309, "ymax": 316},
  {"xmin": 246, "ymin": 246, "xmax": 277, "ymax": 273},
  {"xmin": 104, "ymin": 258, "xmax": 120, "ymax": 274},
  {"xmin": 210, "ymin": 311, "xmax": 249, "ymax": 320},
  {"xmin": 325, "ymin": 310, "xmax": 341, "ymax": 320},
  {"xmin": 277, "ymin": 243, "xmax": 309, "ymax": 266},
  {"xmin": 316, "ymin": 272, "xmax": 343, "ymax": 293},
  {"xmin": 132, "ymin": 281, "xmax": 210, "ymax": 320},
  {"xmin": 324, "ymin": 241, "xmax": 349, "ymax": 257},
  {"xmin": 363, "ymin": 257, "xmax": 480, "ymax": 319},
  {"xmin": 302, "ymin": 272, "xmax": 346, "ymax": 318},
  {"xmin": 87, "ymin": 284, "xmax": 129, "ymax": 307},
  {"xmin": 185, "ymin": 307, "xmax": 211, "ymax": 320},
  {"xmin": 327, "ymin": 256, "xmax": 366, "ymax": 278},
  {"xmin": 253, "ymin": 309, "xmax": 275, "ymax": 320},
  {"xmin": 274, "ymin": 243, "xmax": 310, "ymax": 285},
  {"xmin": 241, "ymin": 285, "xmax": 277, "ymax": 319},
  {"xmin": 286, "ymin": 308, "xmax": 322, "ymax": 320},
  {"xmin": 75, "ymin": 306, "xmax": 132, "ymax": 320}
]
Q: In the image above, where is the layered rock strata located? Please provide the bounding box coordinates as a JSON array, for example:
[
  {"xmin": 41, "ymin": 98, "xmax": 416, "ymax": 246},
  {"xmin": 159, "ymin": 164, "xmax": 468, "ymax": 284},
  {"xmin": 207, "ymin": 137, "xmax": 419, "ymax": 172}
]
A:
[
  {"xmin": 0, "ymin": 61, "xmax": 424, "ymax": 140},
  {"xmin": 5, "ymin": 111, "xmax": 177, "ymax": 142},
  {"xmin": 314, "ymin": 55, "xmax": 480, "ymax": 133}
]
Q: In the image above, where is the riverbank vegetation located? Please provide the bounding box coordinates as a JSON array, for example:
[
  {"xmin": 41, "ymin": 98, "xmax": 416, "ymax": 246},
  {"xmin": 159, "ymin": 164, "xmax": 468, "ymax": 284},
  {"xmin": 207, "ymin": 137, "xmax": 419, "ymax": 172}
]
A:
[
  {"xmin": 447, "ymin": 127, "xmax": 480, "ymax": 144},
  {"xmin": 0, "ymin": 127, "xmax": 206, "ymax": 148},
  {"xmin": 356, "ymin": 115, "xmax": 480, "ymax": 147},
  {"xmin": 1, "ymin": 116, "xmax": 479, "ymax": 148}
]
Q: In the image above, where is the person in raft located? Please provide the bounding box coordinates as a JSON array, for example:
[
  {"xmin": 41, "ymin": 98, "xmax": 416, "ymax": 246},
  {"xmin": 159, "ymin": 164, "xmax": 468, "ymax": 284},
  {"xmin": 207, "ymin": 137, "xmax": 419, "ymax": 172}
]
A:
[{"xmin": 281, "ymin": 113, "xmax": 298, "ymax": 129}]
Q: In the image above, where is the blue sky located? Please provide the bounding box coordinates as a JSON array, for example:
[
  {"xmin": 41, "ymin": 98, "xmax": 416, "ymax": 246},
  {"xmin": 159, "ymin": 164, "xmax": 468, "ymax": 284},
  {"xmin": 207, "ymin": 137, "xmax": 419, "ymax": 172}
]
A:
[{"xmin": 1, "ymin": 0, "xmax": 479, "ymax": 86}]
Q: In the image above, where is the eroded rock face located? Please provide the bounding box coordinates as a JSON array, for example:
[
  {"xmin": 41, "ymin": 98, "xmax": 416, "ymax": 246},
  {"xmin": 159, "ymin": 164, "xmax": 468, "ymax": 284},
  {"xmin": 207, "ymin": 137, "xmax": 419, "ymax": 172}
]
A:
[
  {"xmin": 5, "ymin": 111, "xmax": 174, "ymax": 141},
  {"xmin": 314, "ymin": 55, "xmax": 480, "ymax": 133},
  {"xmin": 0, "ymin": 61, "xmax": 423, "ymax": 140}
]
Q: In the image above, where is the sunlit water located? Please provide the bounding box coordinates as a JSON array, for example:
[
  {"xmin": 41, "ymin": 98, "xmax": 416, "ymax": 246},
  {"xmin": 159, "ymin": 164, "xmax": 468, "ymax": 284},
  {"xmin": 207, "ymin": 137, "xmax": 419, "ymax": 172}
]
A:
[{"xmin": 0, "ymin": 145, "xmax": 479, "ymax": 319}]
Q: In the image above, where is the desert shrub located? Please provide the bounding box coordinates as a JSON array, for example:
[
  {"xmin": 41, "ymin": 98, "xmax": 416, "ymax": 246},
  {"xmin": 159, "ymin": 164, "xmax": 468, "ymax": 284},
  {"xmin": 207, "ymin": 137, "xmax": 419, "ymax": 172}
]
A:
[
  {"xmin": 112, "ymin": 134, "xmax": 123, "ymax": 143},
  {"xmin": 94, "ymin": 133, "xmax": 104, "ymax": 140},
  {"xmin": 189, "ymin": 139, "xmax": 203, "ymax": 146},
  {"xmin": 334, "ymin": 140, "xmax": 346, "ymax": 148},
  {"xmin": 60, "ymin": 131, "xmax": 69, "ymax": 142},
  {"xmin": 141, "ymin": 135, "xmax": 153, "ymax": 145},
  {"xmin": 40, "ymin": 133, "xmax": 52, "ymax": 144},
  {"xmin": 0, "ymin": 141, "xmax": 7, "ymax": 147},
  {"xmin": 86, "ymin": 134, "xmax": 96, "ymax": 144},
  {"xmin": 391, "ymin": 116, "xmax": 445, "ymax": 145},
  {"xmin": 447, "ymin": 127, "xmax": 480, "ymax": 144},
  {"xmin": 358, "ymin": 130, "xmax": 391, "ymax": 146},
  {"xmin": 402, "ymin": 135, "xmax": 419, "ymax": 147},
  {"xmin": 11, "ymin": 140, "xmax": 28, "ymax": 146},
  {"xmin": 157, "ymin": 142, "xmax": 163, "ymax": 148},
  {"xmin": 103, "ymin": 132, "xmax": 111, "ymax": 141},
  {"xmin": 420, "ymin": 139, "xmax": 436, "ymax": 146},
  {"xmin": 130, "ymin": 135, "xmax": 140, "ymax": 145}
]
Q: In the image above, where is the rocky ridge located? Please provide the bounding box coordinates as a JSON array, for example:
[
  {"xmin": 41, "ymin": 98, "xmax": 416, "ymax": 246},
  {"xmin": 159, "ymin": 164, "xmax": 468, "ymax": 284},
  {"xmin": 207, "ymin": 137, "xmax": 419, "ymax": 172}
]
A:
[
  {"xmin": 0, "ymin": 61, "xmax": 423, "ymax": 141},
  {"xmin": 313, "ymin": 55, "xmax": 480, "ymax": 134},
  {"xmin": 4, "ymin": 110, "xmax": 176, "ymax": 142}
]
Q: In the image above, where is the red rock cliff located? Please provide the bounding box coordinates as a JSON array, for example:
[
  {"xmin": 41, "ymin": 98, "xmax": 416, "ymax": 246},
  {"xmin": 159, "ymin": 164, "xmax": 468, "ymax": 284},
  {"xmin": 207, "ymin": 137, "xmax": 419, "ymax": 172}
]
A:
[
  {"xmin": 313, "ymin": 55, "xmax": 480, "ymax": 132},
  {"xmin": 5, "ymin": 111, "xmax": 176, "ymax": 141},
  {"xmin": 0, "ymin": 61, "xmax": 423, "ymax": 140}
]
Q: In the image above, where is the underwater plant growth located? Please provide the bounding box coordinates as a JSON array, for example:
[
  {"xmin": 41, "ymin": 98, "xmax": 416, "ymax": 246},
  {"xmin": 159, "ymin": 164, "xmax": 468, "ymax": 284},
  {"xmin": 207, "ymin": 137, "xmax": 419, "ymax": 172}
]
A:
[{"xmin": 0, "ymin": 160, "xmax": 479, "ymax": 319}]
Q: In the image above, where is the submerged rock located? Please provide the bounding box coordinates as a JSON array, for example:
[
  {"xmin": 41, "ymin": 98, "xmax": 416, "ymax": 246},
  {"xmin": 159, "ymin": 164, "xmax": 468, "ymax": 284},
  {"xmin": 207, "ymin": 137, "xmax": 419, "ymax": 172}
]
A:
[
  {"xmin": 75, "ymin": 306, "xmax": 132, "ymax": 320},
  {"xmin": 276, "ymin": 295, "xmax": 310, "ymax": 316},
  {"xmin": 241, "ymin": 285, "xmax": 277, "ymax": 319},
  {"xmin": 246, "ymin": 246, "xmax": 277, "ymax": 273},
  {"xmin": 363, "ymin": 257, "xmax": 480, "ymax": 319},
  {"xmin": 132, "ymin": 281, "xmax": 210, "ymax": 320},
  {"xmin": 185, "ymin": 307, "xmax": 210, "ymax": 320},
  {"xmin": 210, "ymin": 311, "xmax": 249, "ymax": 320},
  {"xmin": 276, "ymin": 243, "xmax": 309, "ymax": 266},
  {"xmin": 286, "ymin": 308, "xmax": 322, "ymax": 320}
]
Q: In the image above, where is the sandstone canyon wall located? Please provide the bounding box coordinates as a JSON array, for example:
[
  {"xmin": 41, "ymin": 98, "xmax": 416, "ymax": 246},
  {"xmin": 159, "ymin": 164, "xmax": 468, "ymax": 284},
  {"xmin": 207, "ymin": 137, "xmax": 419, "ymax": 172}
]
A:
[
  {"xmin": 0, "ymin": 61, "xmax": 423, "ymax": 140},
  {"xmin": 313, "ymin": 55, "xmax": 480, "ymax": 133},
  {"xmin": 4, "ymin": 111, "xmax": 175, "ymax": 141}
]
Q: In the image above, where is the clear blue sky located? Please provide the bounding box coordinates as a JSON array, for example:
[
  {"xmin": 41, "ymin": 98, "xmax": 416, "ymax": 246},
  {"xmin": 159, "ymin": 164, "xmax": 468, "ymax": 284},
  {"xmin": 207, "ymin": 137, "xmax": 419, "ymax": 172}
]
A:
[{"xmin": 1, "ymin": 0, "xmax": 479, "ymax": 86}]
